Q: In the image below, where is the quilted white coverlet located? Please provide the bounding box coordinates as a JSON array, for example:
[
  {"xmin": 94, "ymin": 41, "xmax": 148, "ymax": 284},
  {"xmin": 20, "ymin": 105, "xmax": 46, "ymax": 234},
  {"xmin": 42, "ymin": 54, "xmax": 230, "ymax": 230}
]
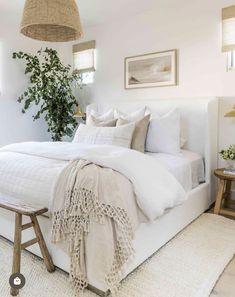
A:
[{"xmin": 0, "ymin": 142, "xmax": 186, "ymax": 221}]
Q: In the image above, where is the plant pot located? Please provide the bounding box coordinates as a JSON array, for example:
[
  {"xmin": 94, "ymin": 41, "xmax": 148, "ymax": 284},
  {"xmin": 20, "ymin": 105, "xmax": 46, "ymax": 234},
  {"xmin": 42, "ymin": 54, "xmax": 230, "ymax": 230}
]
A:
[{"xmin": 226, "ymin": 160, "xmax": 235, "ymax": 169}]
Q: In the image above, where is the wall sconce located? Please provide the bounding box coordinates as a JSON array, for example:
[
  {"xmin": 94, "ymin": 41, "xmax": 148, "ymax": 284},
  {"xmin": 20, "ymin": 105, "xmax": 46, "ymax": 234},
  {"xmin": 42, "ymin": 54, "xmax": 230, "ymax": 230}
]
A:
[
  {"xmin": 74, "ymin": 105, "xmax": 86, "ymax": 121},
  {"xmin": 225, "ymin": 105, "xmax": 235, "ymax": 117}
]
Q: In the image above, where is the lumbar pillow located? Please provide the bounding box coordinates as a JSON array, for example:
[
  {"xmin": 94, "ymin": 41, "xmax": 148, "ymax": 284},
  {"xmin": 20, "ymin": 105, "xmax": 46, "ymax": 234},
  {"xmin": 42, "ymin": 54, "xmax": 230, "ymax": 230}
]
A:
[
  {"xmin": 89, "ymin": 109, "xmax": 114, "ymax": 121},
  {"xmin": 114, "ymin": 107, "xmax": 147, "ymax": 122},
  {"xmin": 146, "ymin": 109, "xmax": 181, "ymax": 154},
  {"xmin": 73, "ymin": 123, "xmax": 135, "ymax": 148},
  {"xmin": 86, "ymin": 115, "xmax": 117, "ymax": 127},
  {"xmin": 117, "ymin": 114, "xmax": 150, "ymax": 153}
]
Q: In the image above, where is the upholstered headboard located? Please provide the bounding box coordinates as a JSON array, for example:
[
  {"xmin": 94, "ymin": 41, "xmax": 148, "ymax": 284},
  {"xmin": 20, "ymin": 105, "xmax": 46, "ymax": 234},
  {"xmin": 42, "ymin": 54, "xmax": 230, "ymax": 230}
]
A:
[{"xmin": 87, "ymin": 97, "xmax": 218, "ymax": 189}]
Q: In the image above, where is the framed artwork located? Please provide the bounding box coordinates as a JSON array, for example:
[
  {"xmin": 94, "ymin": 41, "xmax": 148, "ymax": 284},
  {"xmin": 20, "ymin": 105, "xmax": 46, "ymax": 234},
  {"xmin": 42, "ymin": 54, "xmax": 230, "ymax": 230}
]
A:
[{"xmin": 125, "ymin": 49, "xmax": 177, "ymax": 89}]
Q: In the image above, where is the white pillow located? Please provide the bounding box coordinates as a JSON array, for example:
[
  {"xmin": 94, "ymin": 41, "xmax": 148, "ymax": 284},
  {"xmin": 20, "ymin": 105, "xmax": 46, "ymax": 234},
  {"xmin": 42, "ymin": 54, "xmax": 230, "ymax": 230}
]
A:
[
  {"xmin": 90, "ymin": 109, "xmax": 114, "ymax": 121},
  {"xmin": 114, "ymin": 107, "xmax": 147, "ymax": 121},
  {"xmin": 86, "ymin": 115, "xmax": 117, "ymax": 127},
  {"xmin": 146, "ymin": 109, "xmax": 181, "ymax": 154},
  {"xmin": 73, "ymin": 123, "xmax": 135, "ymax": 148}
]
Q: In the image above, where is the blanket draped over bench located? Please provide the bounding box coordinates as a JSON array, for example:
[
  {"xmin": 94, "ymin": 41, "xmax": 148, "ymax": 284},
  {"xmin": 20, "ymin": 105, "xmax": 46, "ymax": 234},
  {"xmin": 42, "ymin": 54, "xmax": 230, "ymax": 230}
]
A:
[{"xmin": 0, "ymin": 142, "xmax": 187, "ymax": 294}]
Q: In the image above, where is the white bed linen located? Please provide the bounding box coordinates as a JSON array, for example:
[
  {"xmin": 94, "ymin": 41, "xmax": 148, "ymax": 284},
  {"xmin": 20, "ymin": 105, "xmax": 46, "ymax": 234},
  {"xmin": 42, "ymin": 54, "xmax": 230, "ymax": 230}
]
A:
[
  {"xmin": 146, "ymin": 149, "xmax": 205, "ymax": 192},
  {"xmin": 0, "ymin": 152, "xmax": 67, "ymax": 207},
  {"xmin": 0, "ymin": 142, "xmax": 187, "ymax": 221}
]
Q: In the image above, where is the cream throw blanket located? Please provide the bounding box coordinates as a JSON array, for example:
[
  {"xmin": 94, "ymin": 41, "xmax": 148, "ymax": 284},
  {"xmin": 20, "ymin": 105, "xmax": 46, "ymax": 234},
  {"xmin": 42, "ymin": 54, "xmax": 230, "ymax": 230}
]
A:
[{"xmin": 51, "ymin": 159, "xmax": 139, "ymax": 294}]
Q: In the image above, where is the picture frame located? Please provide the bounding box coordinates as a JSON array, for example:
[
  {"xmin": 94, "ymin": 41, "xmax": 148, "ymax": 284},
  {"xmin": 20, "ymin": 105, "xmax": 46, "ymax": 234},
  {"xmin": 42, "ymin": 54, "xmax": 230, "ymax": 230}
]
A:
[{"xmin": 124, "ymin": 49, "xmax": 177, "ymax": 89}]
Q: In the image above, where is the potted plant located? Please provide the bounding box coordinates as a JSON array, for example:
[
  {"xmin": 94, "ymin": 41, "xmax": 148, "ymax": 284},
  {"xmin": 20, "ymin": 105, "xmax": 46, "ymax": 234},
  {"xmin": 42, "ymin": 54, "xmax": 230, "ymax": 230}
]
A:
[
  {"xmin": 219, "ymin": 145, "xmax": 235, "ymax": 169},
  {"xmin": 13, "ymin": 48, "xmax": 82, "ymax": 141}
]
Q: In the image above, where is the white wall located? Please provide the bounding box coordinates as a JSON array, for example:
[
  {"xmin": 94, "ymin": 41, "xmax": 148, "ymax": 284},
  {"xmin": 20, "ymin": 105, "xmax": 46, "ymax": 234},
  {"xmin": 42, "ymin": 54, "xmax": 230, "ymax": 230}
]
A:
[
  {"xmin": 218, "ymin": 97, "xmax": 235, "ymax": 167},
  {"xmin": 0, "ymin": 15, "xmax": 64, "ymax": 146},
  {"xmin": 60, "ymin": 0, "xmax": 235, "ymax": 103}
]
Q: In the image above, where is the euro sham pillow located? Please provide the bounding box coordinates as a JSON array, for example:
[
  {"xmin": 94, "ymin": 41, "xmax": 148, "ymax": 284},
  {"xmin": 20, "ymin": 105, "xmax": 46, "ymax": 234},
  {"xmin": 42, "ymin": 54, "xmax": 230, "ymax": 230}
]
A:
[
  {"xmin": 86, "ymin": 115, "xmax": 117, "ymax": 127},
  {"xmin": 114, "ymin": 107, "xmax": 147, "ymax": 122},
  {"xmin": 146, "ymin": 109, "xmax": 181, "ymax": 155},
  {"xmin": 90, "ymin": 109, "xmax": 114, "ymax": 121},
  {"xmin": 73, "ymin": 123, "xmax": 135, "ymax": 148},
  {"xmin": 117, "ymin": 114, "xmax": 150, "ymax": 153}
]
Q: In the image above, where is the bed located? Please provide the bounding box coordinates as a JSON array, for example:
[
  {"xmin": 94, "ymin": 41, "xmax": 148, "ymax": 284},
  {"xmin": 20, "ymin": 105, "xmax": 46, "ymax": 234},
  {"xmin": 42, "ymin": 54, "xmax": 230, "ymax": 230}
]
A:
[
  {"xmin": 146, "ymin": 149, "xmax": 205, "ymax": 191},
  {"xmin": 0, "ymin": 97, "xmax": 218, "ymax": 296}
]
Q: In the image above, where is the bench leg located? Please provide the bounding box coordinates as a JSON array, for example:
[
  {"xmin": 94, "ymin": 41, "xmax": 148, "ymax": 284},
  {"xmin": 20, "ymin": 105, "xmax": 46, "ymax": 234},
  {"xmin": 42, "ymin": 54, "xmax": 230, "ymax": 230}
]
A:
[
  {"xmin": 11, "ymin": 213, "xmax": 22, "ymax": 296},
  {"xmin": 30, "ymin": 215, "xmax": 55, "ymax": 272}
]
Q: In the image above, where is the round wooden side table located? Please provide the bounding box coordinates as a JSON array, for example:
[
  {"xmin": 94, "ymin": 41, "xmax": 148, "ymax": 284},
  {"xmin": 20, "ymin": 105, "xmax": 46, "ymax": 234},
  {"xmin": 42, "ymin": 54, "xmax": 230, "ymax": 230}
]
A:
[{"xmin": 214, "ymin": 168, "xmax": 235, "ymax": 218}]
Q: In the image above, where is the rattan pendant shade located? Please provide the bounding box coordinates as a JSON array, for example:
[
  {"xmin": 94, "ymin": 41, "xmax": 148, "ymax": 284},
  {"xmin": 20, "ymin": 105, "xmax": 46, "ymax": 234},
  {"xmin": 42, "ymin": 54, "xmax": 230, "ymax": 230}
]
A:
[{"xmin": 20, "ymin": 0, "xmax": 83, "ymax": 42}]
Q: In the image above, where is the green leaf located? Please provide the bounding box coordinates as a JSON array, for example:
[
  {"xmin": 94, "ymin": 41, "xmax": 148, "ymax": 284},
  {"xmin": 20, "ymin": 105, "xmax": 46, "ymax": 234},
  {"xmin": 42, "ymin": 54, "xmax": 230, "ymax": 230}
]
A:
[{"xmin": 12, "ymin": 47, "xmax": 82, "ymax": 141}]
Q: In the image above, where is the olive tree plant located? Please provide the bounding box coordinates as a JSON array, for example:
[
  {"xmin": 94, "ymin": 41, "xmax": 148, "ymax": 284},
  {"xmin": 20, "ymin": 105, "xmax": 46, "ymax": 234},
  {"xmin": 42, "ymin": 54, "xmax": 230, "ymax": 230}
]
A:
[{"xmin": 13, "ymin": 48, "xmax": 82, "ymax": 141}]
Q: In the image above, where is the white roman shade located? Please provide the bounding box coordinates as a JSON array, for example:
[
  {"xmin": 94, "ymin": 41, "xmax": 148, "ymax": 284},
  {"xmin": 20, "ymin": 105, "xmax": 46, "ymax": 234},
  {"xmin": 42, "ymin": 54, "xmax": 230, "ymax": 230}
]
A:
[
  {"xmin": 73, "ymin": 40, "xmax": 96, "ymax": 73},
  {"xmin": 222, "ymin": 6, "xmax": 235, "ymax": 52}
]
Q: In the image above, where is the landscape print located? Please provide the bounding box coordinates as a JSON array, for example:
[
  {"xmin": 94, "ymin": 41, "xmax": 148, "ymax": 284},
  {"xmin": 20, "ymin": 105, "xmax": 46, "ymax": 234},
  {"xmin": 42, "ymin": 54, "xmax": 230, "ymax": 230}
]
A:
[{"xmin": 125, "ymin": 50, "xmax": 177, "ymax": 89}]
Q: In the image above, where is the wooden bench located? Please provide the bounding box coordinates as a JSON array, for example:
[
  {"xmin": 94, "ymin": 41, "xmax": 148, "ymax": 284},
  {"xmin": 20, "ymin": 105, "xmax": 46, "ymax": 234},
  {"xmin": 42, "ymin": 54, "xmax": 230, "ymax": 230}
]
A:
[{"xmin": 0, "ymin": 195, "xmax": 55, "ymax": 296}]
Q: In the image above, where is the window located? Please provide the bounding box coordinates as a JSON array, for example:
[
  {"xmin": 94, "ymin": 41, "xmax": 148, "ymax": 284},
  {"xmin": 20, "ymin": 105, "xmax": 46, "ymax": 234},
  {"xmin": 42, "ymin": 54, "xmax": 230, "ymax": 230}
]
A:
[
  {"xmin": 73, "ymin": 40, "xmax": 96, "ymax": 84},
  {"xmin": 227, "ymin": 51, "xmax": 235, "ymax": 71},
  {"xmin": 81, "ymin": 72, "xmax": 94, "ymax": 85},
  {"xmin": 222, "ymin": 6, "xmax": 235, "ymax": 71}
]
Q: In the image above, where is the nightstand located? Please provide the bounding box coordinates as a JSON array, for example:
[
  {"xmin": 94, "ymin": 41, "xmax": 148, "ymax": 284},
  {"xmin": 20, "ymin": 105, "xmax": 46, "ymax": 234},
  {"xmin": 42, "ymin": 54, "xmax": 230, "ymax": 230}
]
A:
[{"xmin": 214, "ymin": 168, "xmax": 235, "ymax": 218}]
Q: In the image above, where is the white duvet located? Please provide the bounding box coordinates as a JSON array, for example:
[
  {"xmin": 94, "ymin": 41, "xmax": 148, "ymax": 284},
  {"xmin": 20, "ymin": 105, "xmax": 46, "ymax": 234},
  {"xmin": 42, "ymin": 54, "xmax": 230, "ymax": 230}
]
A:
[{"xmin": 0, "ymin": 142, "xmax": 187, "ymax": 221}]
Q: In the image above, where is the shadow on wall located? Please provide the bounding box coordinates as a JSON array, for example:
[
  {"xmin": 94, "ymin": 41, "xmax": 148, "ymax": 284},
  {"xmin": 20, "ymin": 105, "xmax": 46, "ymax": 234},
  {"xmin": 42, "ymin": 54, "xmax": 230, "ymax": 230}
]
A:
[
  {"xmin": 0, "ymin": 42, "xmax": 51, "ymax": 146},
  {"xmin": 0, "ymin": 99, "xmax": 51, "ymax": 146}
]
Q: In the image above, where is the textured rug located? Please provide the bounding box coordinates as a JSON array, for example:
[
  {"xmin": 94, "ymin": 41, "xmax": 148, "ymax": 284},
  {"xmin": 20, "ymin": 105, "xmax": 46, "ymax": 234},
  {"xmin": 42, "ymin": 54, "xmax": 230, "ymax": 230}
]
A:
[{"xmin": 1, "ymin": 213, "xmax": 235, "ymax": 297}]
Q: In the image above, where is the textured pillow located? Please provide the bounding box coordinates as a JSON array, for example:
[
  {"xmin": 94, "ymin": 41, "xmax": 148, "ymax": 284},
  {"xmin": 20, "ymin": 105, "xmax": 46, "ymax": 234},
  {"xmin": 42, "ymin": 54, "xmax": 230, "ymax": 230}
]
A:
[
  {"xmin": 117, "ymin": 114, "xmax": 150, "ymax": 153},
  {"xmin": 73, "ymin": 123, "xmax": 135, "ymax": 148},
  {"xmin": 114, "ymin": 107, "xmax": 147, "ymax": 122},
  {"xmin": 87, "ymin": 115, "xmax": 117, "ymax": 127},
  {"xmin": 146, "ymin": 109, "xmax": 181, "ymax": 154},
  {"xmin": 89, "ymin": 109, "xmax": 114, "ymax": 121}
]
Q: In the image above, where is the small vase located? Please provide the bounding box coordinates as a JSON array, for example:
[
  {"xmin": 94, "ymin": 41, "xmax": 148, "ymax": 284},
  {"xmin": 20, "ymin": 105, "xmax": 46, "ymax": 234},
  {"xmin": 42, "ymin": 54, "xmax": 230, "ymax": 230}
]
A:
[{"xmin": 226, "ymin": 160, "xmax": 235, "ymax": 169}]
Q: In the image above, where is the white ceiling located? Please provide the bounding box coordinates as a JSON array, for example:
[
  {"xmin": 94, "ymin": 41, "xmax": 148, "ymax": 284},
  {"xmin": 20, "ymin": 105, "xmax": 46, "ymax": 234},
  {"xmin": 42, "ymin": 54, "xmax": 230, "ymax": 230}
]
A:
[{"xmin": 0, "ymin": 0, "xmax": 160, "ymax": 28}]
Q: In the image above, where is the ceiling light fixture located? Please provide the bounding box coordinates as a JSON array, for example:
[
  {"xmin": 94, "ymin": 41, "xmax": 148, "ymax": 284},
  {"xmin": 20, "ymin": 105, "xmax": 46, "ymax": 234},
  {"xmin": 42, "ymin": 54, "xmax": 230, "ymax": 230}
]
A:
[{"xmin": 20, "ymin": 0, "xmax": 83, "ymax": 42}]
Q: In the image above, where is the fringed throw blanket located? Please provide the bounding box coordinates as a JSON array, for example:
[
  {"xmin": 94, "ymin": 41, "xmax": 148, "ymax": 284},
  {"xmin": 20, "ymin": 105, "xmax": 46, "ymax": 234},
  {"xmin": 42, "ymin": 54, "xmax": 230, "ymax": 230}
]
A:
[{"xmin": 51, "ymin": 159, "xmax": 139, "ymax": 295}]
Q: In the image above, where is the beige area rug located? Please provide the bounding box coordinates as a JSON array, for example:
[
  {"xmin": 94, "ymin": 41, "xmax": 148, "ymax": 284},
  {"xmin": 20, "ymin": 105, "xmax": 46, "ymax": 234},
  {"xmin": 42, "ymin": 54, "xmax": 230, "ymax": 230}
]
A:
[{"xmin": 1, "ymin": 213, "xmax": 235, "ymax": 297}]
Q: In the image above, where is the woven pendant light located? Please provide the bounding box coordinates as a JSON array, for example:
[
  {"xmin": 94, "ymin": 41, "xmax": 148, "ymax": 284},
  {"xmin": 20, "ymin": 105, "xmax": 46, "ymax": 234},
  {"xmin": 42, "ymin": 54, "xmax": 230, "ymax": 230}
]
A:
[{"xmin": 20, "ymin": 0, "xmax": 83, "ymax": 42}]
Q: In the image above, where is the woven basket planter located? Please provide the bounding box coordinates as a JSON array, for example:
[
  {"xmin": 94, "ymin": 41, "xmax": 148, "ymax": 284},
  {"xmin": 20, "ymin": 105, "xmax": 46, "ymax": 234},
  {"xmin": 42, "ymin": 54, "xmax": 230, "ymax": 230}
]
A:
[{"xmin": 20, "ymin": 0, "xmax": 82, "ymax": 42}]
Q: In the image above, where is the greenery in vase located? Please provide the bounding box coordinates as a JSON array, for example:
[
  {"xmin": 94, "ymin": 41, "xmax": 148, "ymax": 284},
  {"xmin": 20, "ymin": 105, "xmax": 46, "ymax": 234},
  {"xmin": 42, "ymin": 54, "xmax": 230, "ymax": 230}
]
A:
[
  {"xmin": 219, "ymin": 145, "xmax": 235, "ymax": 161},
  {"xmin": 12, "ymin": 48, "xmax": 82, "ymax": 141}
]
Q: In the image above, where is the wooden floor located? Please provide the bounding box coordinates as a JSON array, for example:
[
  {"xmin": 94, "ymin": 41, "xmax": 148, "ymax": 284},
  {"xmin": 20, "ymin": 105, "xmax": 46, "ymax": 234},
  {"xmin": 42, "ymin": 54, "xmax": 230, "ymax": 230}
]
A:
[
  {"xmin": 209, "ymin": 208, "xmax": 235, "ymax": 297},
  {"xmin": 210, "ymin": 257, "xmax": 235, "ymax": 297}
]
